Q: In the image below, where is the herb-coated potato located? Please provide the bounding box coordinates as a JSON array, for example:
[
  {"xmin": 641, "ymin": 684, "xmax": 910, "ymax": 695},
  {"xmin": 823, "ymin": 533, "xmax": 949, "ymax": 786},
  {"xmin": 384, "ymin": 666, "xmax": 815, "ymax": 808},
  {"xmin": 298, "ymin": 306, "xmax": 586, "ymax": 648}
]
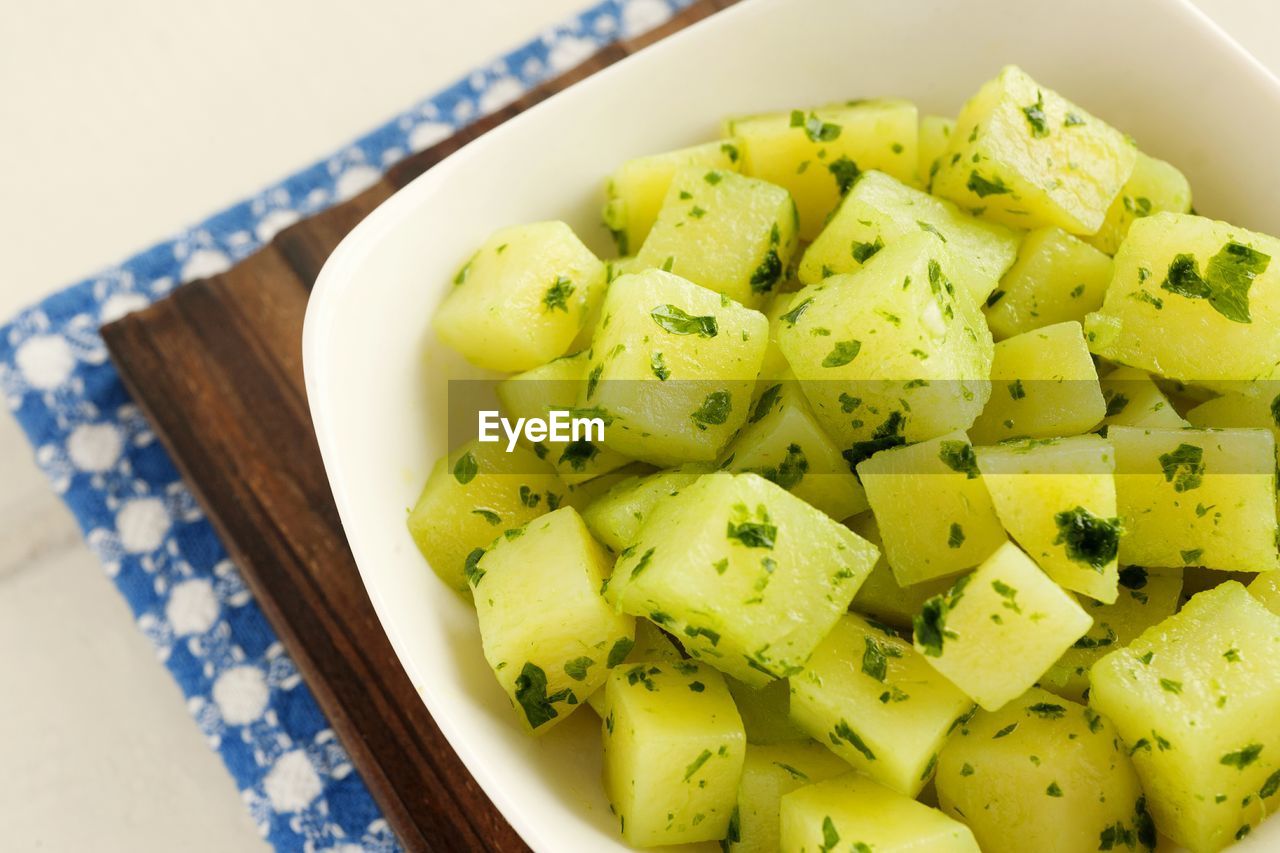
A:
[
  {"xmin": 1085, "ymin": 150, "xmax": 1193, "ymax": 255},
  {"xmin": 727, "ymin": 741, "xmax": 851, "ymax": 853},
  {"xmin": 983, "ymin": 226, "xmax": 1113, "ymax": 340}
]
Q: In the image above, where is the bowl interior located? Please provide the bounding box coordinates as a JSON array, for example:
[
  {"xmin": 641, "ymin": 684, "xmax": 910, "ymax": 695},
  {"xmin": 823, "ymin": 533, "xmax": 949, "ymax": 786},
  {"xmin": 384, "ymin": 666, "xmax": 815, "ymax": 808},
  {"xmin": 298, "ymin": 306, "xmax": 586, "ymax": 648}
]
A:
[{"xmin": 304, "ymin": 0, "xmax": 1280, "ymax": 849}]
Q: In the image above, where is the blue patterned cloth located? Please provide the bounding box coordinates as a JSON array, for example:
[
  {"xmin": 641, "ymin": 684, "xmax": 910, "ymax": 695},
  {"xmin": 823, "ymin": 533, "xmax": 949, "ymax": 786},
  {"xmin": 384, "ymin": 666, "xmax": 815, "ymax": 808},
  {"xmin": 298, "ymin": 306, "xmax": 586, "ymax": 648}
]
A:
[{"xmin": 0, "ymin": 1, "xmax": 689, "ymax": 849}]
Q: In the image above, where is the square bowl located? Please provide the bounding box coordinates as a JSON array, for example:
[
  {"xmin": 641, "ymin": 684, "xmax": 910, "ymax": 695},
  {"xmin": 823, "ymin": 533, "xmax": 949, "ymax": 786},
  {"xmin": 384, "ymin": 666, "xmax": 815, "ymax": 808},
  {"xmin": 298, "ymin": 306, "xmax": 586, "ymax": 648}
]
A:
[{"xmin": 303, "ymin": 0, "xmax": 1280, "ymax": 849}]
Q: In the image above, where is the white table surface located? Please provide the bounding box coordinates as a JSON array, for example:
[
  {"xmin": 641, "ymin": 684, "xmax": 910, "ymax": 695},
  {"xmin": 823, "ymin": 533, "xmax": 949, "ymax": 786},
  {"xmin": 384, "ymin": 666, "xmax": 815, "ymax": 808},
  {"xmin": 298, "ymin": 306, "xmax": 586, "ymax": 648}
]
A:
[{"xmin": 0, "ymin": 1, "xmax": 1276, "ymax": 849}]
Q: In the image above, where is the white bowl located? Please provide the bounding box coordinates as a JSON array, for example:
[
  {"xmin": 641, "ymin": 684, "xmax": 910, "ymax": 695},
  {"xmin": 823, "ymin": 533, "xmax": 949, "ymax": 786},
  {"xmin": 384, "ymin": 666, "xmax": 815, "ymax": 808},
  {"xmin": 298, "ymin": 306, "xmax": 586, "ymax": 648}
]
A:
[{"xmin": 303, "ymin": 0, "xmax": 1280, "ymax": 849}]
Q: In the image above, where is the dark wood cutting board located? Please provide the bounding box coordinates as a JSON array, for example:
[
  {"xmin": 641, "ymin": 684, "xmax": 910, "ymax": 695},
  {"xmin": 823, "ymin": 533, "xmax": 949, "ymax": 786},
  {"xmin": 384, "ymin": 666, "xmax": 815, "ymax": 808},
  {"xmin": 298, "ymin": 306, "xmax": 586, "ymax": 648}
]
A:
[{"xmin": 101, "ymin": 2, "xmax": 736, "ymax": 850}]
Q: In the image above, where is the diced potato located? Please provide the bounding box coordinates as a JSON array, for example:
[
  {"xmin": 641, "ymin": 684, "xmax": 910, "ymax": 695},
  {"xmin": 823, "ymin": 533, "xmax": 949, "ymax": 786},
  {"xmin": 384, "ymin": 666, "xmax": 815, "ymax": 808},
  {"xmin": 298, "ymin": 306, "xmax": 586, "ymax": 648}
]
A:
[
  {"xmin": 789, "ymin": 613, "xmax": 975, "ymax": 795},
  {"xmin": 722, "ymin": 376, "xmax": 869, "ymax": 520},
  {"xmin": 635, "ymin": 167, "xmax": 798, "ymax": 307},
  {"xmin": 581, "ymin": 464, "xmax": 707, "ymax": 551},
  {"xmin": 601, "ymin": 660, "xmax": 745, "ymax": 846},
  {"xmin": 779, "ymin": 233, "xmax": 994, "ymax": 452},
  {"xmin": 983, "ymin": 227, "xmax": 1113, "ymax": 340},
  {"xmin": 1041, "ymin": 567, "xmax": 1183, "ymax": 702},
  {"xmin": 586, "ymin": 618, "xmax": 684, "ymax": 715},
  {"xmin": 727, "ymin": 742, "xmax": 851, "ymax": 853},
  {"xmin": 1086, "ymin": 213, "xmax": 1280, "ymax": 386},
  {"xmin": 1249, "ymin": 572, "xmax": 1280, "ymax": 615},
  {"xmin": 932, "ymin": 65, "xmax": 1136, "ymax": 233},
  {"xmin": 1086, "ymin": 151, "xmax": 1193, "ymax": 255},
  {"xmin": 1090, "ymin": 583, "xmax": 1280, "ymax": 851},
  {"xmin": 918, "ymin": 114, "xmax": 955, "ymax": 189},
  {"xmin": 914, "ymin": 542, "xmax": 1092, "ymax": 710},
  {"xmin": 936, "ymin": 687, "xmax": 1151, "ymax": 853},
  {"xmin": 726, "ymin": 676, "xmax": 809, "ymax": 746},
  {"xmin": 857, "ymin": 431, "xmax": 1006, "ymax": 586},
  {"xmin": 561, "ymin": 461, "xmax": 655, "ymax": 511},
  {"xmin": 581, "ymin": 269, "xmax": 767, "ymax": 466},
  {"xmin": 407, "ymin": 440, "xmax": 564, "ymax": 592},
  {"xmin": 608, "ymin": 471, "xmax": 879, "ymax": 686},
  {"xmin": 496, "ymin": 351, "xmax": 632, "ymax": 485},
  {"xmin": 727, "ymin": 100, "xmax": 919, "ymax": 239},
  {"xmin": 1110, "ymin": 426, "xmax": 1280, "ymax": 572},
  {"xmin": 969, "ymin": 321, "xmax": 1106, "ymax": 444},
  {"xmin": 1099, "ymin": 365, "xmax": 1187, "ymax": 428},
  {"xmin": 779, "ymin": 772, "xmax": 980, "ymax": 852},
  {"xmin": 798, "ymin": 170, "xmax": 1019, "ymax": 298},
  {"xmin": 433, "ymin": 221, "xmax": 607, "ymax": 371},
  {"xmin": 472, "ymin": 507, "xmax": 633, "ymax": 733},
  {"xmin": 847, "ymin": 512, "xmax": 957, "ymax": 630},
  {"xmin": 602, "ymin": 140, "xmax": 740, "ymax": 255},
  {"xmin": 756, "ymin": 291, "xmax": 798, "ymax": 388},
  {"xmin": 975, "ymin": 435, "xmax": 1122, "ymax": 603}
]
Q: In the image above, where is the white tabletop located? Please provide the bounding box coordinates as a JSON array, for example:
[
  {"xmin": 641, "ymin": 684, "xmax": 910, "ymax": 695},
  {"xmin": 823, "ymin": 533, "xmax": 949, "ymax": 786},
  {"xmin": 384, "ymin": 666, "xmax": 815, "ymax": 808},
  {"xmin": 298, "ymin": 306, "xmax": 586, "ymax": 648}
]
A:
[{"xmin": 0, "ymin": 0, "xmax": 1276, "ymax": 849}]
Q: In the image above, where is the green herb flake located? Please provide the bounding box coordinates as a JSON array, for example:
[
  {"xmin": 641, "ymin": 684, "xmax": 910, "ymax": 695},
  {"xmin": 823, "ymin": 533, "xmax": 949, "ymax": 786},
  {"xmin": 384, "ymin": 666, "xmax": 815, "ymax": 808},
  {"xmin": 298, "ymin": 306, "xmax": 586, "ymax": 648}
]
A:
[
  {"xmin": 1022, "ymin": 90, "xmax": 1050, "ymax": 138},
  {"xmin": 607, "ymin": 636, "xmax": 635, "ymax": 668},
  {"xmin": 948, "ymin": 522, "xmax": 965, "ymax": 548},
  {"xmin": 1180, "ymin": 548, "xmax": 1204, "ymax": 565},
  {"xmin": 542, "ymin": 276, "xmax": 575, "ymax": 312},
  {"xmin": 683, "ymin": 749, "xmax": 714, "ymax": 782},
  {"xmin": 650, "ymin": 304, "xmax": 718, "ymax": 337},
  {"xmin": 780, "ymin": 297, "xmax": 813, "ymax": 327},
  {"xmin": 938, "ymin": 440, "xmax": 980, "ymax": 478},
  {"xmin": 463, "ymin": 547, "xmax": 486, "ymax": 586},
  {"xmin": 822, "ymin": 340, "xmax": 862, "ymax": 367},
  {"xmin": 831, "ymin": 720, "xmax": 876, "ymax": 761},
  {"xmin": 704, "ymin": 171, "xmax": 723, "ymax": 186},
  {"xmin": 1160, "ymin": 242, "xmax": 1271, "ymax": 324},
  {"xmin": 453, "ymin": 451, "xmax": 479, "ymax": 484},
  {"xmin": 967, "ymin": 171, "xmax": 1011, "ymax": 197},
  {"xmin": 1221, "ymin": 744, "xmax": 1263, "ymax": 770},
  {"xmin": 993, "ymin": 723, "xmax": 1018, "ymax": 739},
  {"xmin": 790, "ymin": 109, "xmax": 842, "ymax": 143},
  {"xmin": 1008, "ymin": 379, "xmax": 1026, "ymax": 400},
  {"xmin": 1046, "ymin": 781, "xmax": 1063, "ymax": 797},
  {"xmin": 750, "ymin": 384, "xmax": 782, "ymax": 423},
  {"xmin": 1160, "ymin": 678, "xmax": 1183, "ymax": 694},
  {"xmin": 1158, "ymin": 443, "xmax": 1205, "ymax": 492},
  {"xmin": 861, "ymin": 635, "xmax": 902, "ymax": 682},
  {"xmin": 691, "ymin": 391, "xmax": 732, "ymax": 428},
  {"xmin": 472, "ymin": 507, "xmax": 502, "ymax": 525},
  {"xmin": 564, "ymin": 657, "xmax": 594, "ymax": 681},
  {"xmin": 1028, "ymin": 702, "xmax": 1066, "ymax": 719},
  {"xmin": 648, "ymin": 351, "xmax": 670, "ymax": 382},
  {"xmin": 628, "ymin": 547, "xmax": 656, "ymax": 580},
  {"xmin": 749, "ymin": 249, "xmax": 783, "ymax": 294},
  {"xmin": 514, "ymin": 663, "xmax": 574, "ymax": 729},
  {"xmin": 851, "ymin": 236, "xmax": 885, "ymax": 263},
  {"xmin": 819, "ymin": 815, "xmax": 840, "ymax": 852},
  {"xmin": 1053, "ymin": 506, "xmax": 1121, "ymax": 569},
  {"xmin": 828, "ymin": 155, "xmax": 861, "ymax": 194},
  {"xmin": 727, "ymin": 515, "xmax": 777, "ymax": 550}
]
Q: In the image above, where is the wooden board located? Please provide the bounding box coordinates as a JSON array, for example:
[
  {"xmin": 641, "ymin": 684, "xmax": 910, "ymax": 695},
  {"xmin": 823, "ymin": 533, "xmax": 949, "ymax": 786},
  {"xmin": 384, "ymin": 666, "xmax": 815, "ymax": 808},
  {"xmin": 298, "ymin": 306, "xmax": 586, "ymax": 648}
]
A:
[{"xmin": 101, "ymin": 2, "xmax": 736, "ymax": 849}]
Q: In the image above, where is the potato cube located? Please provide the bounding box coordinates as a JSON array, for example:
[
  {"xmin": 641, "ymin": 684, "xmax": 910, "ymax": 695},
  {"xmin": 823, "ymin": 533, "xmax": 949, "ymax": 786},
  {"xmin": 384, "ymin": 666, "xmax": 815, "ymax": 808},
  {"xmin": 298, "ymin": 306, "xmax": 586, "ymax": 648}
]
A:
[
  {"xmin": 918, "ymin": 114, "xmax": 955, "ymax": 189},
  {"xmin": 496, "ymin": 351, "xmax": 631, "ymax": 485},
  {"xmin": 581, "ymin": 269, "xmax": 767, "ymax": 466},
  {"xmin": 585, "ymin": 618, "xmax": 683, "ymax": 715},
  {"xmin": 847, "ymin": 512, "xmax": 957, "ymax": 630},
  {"xmin": 635, "ymin": 167, "xmax": 798, "ymax": 307},
  {"xmin": 1110, "ymin": 426, "xmax": 1280, "ymax": 572},
  {"xmin": 560, "ymin": 462, "xmax": 655, "ymax": 511},
  {"xmin": 913, "ymin": 542, "xmax": 1092, "ymax": 710},
  {"xmin": 798, "ymin": 170, "xmax": 1019, "ymax": 298},
  {"xmin": 756, "ymin": 291, "xmax": 800, "ymax": 387},
  {"xmin": 969, "ymin": 321, "xmax": 1106, "ymax": 444},
  {"xmin": 1090, "ymin": 582, "xmax": 1280, "ymax": 851},
  {"xmin": 1086, "ymin": 151, "xmax": 1193, "ymax": 255},
  {"xmin": 433, "ymin": 221, "xmax": 606, "ymax": 371},
  {"xmin": 1085, "ymin": 213, "xmax": 1280, "ymax": 387},
  {"xmin": 779, "ymin": 772, "xmax": 979, "ymax": 852},
  {"xmin": 975, "ymin": 435, "xmax": 1122, "ymax": 603},
  {"xmin": 722, "ymin": 376, "xmax": 869, "ymax": 520},
  {"xmin": 581, "ymin": 464, "xmax": 706, "ymax": 551},
  {"xmin": 932, "ymin": 65, "xmax": 1136, "ymax": 233},
  {"xmin": 601, "ymin": 660, "xmax": 745, "ymax": 846},
  {"xmin": 727, "ymin": 742, "xmax": 851, "ymax": 853},
  {"xmin": 1249, "ymin": 572, "xmax": 1280, "ymax": 616},
  {"xmin": 1100, "ymin": 365, "xmax": 1187, "ymax": 429},
  {"xmin": 602, "ymin": 140, "xmax": 740, "ymax": 254},
  {"xmin": 983, "ymin": 226, "xmax": 1114, "ymax": 340},
  {"xmin": 727, "ymin": 99, "xmax": 918, "ymax": 239},
  {"xmin": 1041, "ymin": 567, "xmax": 1183, "ymax": 702},
  {"xmin": 779, "ymin": 232, "xmax": 994, "ymax": 452},
  {"xmin": 790, "ymin": 613, "xmax": 976, "ymax": 795},
  {"xmin": 407, "ymin": 440, "xmax": 564, "ymax": 592},
  {"xmin": 857, "ymin": 431, "xmax": 1006, "ymax": 585},
  {"xmin": 936, "ymin": 688, "xmax": 1151, "ymax": 853},
  {"xmin": 472, "ymin": 507, "xmax": 633, "ymax": 733},
  {"xmin": 608, "ymin": 471, "xmax": 879, "ymax": 686},
  {"xmin": 725, "ymin": 676, "xmax": 809, "ymax": 746}
]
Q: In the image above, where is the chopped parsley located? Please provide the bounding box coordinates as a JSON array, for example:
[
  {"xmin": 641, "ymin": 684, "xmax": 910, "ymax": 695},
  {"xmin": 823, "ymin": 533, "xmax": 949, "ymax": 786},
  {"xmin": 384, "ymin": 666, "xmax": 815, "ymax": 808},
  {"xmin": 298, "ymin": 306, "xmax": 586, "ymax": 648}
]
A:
[
  {"xmin": 1221, "ymin": 744, "xmax": 1263, "ymax": 770},
  {"xmin": 726, "ymin": 510, "xmax": 777, "ymax": 549},
  {"xmin": 463, "ymin": 547, "xmax": 486, "ymax": 586},
  {"xmin": 606, "ymin": 636, "xmax": 635, "ymax": 668},
  {"xmin": 948, "ymin": 523, "xmax": 965, "ymax": 548},
  {"xmin": 1159, "ymin": 678, "xmax": 1182, "ymax": 694},
  {"xmin": 842, "ymin": 410, "xmax": 907, "ymax": 471},
  {"xmin": 967, "ymin": 171, "xmax": 1011, "ymax": 197},
  {"xmin": 691, "ymin": 391, "xmax": 732, "ymax": 428},
  {"xmin": 542, "ymin": 276, "xmax": 574, "ymax": 312},
  {"xmin": 1027, "ymin": 702, "xmax": 1067, "ymax": 719},
  {"xmin": 513, "ymin": 662, "xmax": 574, "ymax": 729},
  {"xmin": 751, "ymin": 443, "xmax": 809, "ymax": 490},
  {"xmin": 472, "ymin": 507, "xmax": 502, "ymax": 525},
  {"xmin": 939, "ymin": 440, "xmax": 980, "ymax": 478},
  {"xmin": 861, "ymin": 634, "xmax": 902, "ymax": 682},
  {"xmin": 780, "ymin": 297, "xmax": 813, "ymax": 327},
  {"xmin": 750, "ymin": 384, "xmax": 782, "ymax": 423},
  {"xmin": 749, "ymin": 248, "xmax": 783, "ymax": 294},
  {"xmin": 914, "ymin": 574, "xmax": 971, "ymax": 657},
  {"xmin": 822, "ymin": 340, "xmax": 862, "ymax": 367},
  {"xmin": 650, "ymin": 304, "xmax": 718, "ymax": 337},
  {"xmin": 683, "ymin": 749, "xmax": 713, "ymax": 782},
  {"xmin": 790, "ymin": 109, "xmax": 842, "ymax": 142},
  {"xmin": 1160, "ymin": 242, "xmax": 1271, "ymax": 324},
  {"xmin": 831, "ymin": 720, "xmax": 876, "ymax": 761},
  {"xmin": 851, "ymin": 236, "xmax": 884, "ymax": 263},
  {"xmin": 1022, "ymin": 90, "xmax": 1050, "ymax": 138},
  {"xmin": 1053, "ymin": 506, "xmax": 1122, "ymax": 569},
  {"xmin": 1158, "ymin": 443, "xmax": 1205, "ymax": 492},
  {"xmin": 828, "ymin": 156, "xmax": 860, "ymax": 194},
  {"xmin": 452, "ymin": 451, "xmax": 478, "ymax": 484},
  {"xmin": 628, "ymin": 547, "xmax": 656, "ymax": 580},
  {"xmin": 649, "ymin": 351, "xmax": 669, "ymax": 381},
  {"xmin": 1008, "ymin": 379, "xmax": 1026, "ymax": 400},
  {"xmin": 563, "ymin": 657, "xmax": 594, "ymax": 681}
]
